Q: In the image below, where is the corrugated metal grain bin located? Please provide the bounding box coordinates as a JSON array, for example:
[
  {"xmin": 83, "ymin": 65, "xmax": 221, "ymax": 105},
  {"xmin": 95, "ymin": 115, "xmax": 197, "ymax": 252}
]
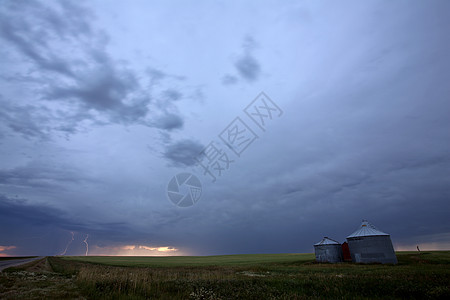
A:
[
  {"xmin": 314, "ymin": 237, "xmax": 343, "ymax": 263},
  {"xmin": 346, "ymin": 220, "xmax": 398, "ymax": 264}
]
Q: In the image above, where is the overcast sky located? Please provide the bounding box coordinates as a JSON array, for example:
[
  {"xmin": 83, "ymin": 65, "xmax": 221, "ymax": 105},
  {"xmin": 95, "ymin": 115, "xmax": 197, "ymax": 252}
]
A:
[{"xmin": 1, "ymin": 0, "xmax": 449, "ymax": 257}]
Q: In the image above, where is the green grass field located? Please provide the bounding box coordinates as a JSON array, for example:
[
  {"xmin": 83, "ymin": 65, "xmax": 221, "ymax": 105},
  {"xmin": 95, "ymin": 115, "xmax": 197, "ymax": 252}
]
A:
[
  {"xmin": 1, "ymin": 251, "xmax": 449, "ymax": 299},
  {"xmin": 62, "ymin": 253, "xmax": 315, "ymax": 267}
]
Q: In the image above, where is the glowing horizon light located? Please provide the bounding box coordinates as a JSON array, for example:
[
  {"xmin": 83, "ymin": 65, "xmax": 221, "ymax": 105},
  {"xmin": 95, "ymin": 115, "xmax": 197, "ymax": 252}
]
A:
[
  {"xmin": 122, "ymin": 245, "xmax": 135, "ymax": 250},
  {"xmin": 0, "ymin": 245, "xmax": 16, "ymax": 251},
  {"xmin": 0, "ymin": 245, "xmax": 17, "ymax": 257},
  {"xmin": 87, "ymin": 244, "xmax": 182, "ymax": 256},
  {"xmin": 138, "ymin": 245, "xmax": 178, "ymax": 252}
]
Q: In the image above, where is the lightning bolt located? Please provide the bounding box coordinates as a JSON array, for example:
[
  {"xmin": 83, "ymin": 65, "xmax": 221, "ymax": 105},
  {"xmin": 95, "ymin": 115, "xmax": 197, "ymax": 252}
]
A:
[
  {"xmin": 83, "ymin": 234, "xmax": 89, "ymax": 256},
  {"xmin": 60, "ymin": 231, "xmax": 74, "ymax": 255}
]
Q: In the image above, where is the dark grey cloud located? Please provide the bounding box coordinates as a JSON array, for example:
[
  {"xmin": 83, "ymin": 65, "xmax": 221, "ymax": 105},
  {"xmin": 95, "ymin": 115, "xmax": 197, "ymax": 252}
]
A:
[
  {"xmin": 224, "ymin": 36, "xmax": 261, "ymax": 83},
  {"xmin": 0, "ymin": 102, "xmax": 50, "ymax": 140},
  {"xmin": 0, "ymin": 91, "xmax": 107, "ymax": 140},
  {"xmin": 235, "ymin": 54, "xmax": 261, "ymax": 82},
  {"xmin": 0, "ymin": 192, "xmax": 199, "ymax": 256},
  {"xmin": 163, "ymin": 139, "xmax": 204, "ymax": 167},
  {"xmin": 47, "ymin": 68, "xmax": 138, "ymax": 112},
  {"xmin": 0, "ymin": 194, "xmax": 136, "ymax": 255},
  {"xmin": 0, "ymin": 194, "xmax": 84, "ymax": 232},
  {"xmin": 153, "ymin": 113, "xmax": 184, "ymax": 131},
  {"xmin": 0, "ymin": 0, "xmax": 91, "ymax": 78},
  {"xmin": 0, "ymin": 161, "xmax": 93, "ymax": 189},
  {"xmin": 45, "ymin": 65, "xmax": 151, "ymax": 125},
  {"xmin": 0, "ymin": 0, "xmax": 186, "ymax": 139}
]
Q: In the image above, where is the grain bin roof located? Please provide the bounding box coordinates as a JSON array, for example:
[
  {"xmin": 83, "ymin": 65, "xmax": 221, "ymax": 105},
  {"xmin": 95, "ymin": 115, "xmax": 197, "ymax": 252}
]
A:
[
  {"xmin": 347, "ymin": 220, "xmax": 389, "ymax": 238},
  {"xmin": 314, "ymin": 237, "xmax": 340, "ymax": 246}
]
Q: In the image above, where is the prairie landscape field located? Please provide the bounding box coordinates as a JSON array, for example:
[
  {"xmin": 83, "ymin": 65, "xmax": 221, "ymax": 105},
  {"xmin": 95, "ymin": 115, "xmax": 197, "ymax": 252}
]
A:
[{"xmin": 0, "ymin": 251, "xmax": 449, "ymax": 299}]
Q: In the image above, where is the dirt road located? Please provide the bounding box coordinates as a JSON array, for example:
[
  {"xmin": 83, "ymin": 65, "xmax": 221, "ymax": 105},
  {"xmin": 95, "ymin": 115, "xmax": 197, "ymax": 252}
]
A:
[{"xmin": 0, "ymin": 256, "xmax": 44, "ymax": 272}]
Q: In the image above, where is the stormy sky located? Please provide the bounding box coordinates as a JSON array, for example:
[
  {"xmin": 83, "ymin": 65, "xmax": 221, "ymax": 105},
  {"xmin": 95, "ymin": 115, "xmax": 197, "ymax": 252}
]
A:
[{"xmin": 1, "ymin": 0, "xmax": 449, "ymax": 256}]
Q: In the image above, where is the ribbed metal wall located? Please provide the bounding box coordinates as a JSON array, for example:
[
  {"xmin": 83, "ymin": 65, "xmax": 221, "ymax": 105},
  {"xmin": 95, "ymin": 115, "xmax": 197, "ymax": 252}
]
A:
[
  {"xmin": 347, "ymin": 235, "xmax": 397, "ymax": 264},
  {"xmin": 314, "ymin": 244, "xmax": 343, "ymax": 263}
]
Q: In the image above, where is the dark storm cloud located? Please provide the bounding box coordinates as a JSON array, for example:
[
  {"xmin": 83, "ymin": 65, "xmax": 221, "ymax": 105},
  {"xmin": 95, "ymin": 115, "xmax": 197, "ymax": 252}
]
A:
[
  {"xmin": 0, "ymin": 102, "xmax": 50, "ymax": 140},
  {"xmin": 0, "ymin": 161, "xmax": 94, "ymax": 189},
  {"xmin": 0, "ymin": 192, "xmax": 191, "ymax": 256},
  {"xmin": 0, "ymin": 0, "xmax": 91, "ymax": 78},
  {"xmin": 153, "ymin": 113, "xmax": 184, "ymax": 131},
  {"xmin": 0, "ymin": 0, "xmax": 185, "ymax": 139},
  {"xmin": 44, "ymin": 65, "xmax": 151, "ymax": 125},
  {"xmin": 155, "ymin": 149, "xmax": 450, "ymax": 255},
  {"xmin": 235, "ymin": 54, "xmax": 261, "ymax": 82},
  {"xmin": 0, "ymin": 93, "xmax": 97, "ymax": 139},
  {"xmin": 0, "ymin": 194, "xmax": 84, "ymax": 231},
  {"xmin": 0, "ymin": 194, "xmax": 137, "ymax": 255},
  {"xmin": 225, "ymin": 36, "xmax": 261, "ymax": 83},
  {"xmin": 235, "ymin": 36, "xmax": 261, "ymax": 81},
  {"xmin": 163, "ymin": 139, "xmax": 204, "ymax": 166}
]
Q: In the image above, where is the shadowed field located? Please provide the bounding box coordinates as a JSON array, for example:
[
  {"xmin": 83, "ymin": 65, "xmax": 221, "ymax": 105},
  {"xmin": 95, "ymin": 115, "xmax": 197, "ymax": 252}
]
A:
[
  {"xmin": 1, "ymin": 251, "xmax": 449, "ymax": 299},
  {"xmin": 63, "ymin": 253, "xmax": 314, "ymax": 267}
]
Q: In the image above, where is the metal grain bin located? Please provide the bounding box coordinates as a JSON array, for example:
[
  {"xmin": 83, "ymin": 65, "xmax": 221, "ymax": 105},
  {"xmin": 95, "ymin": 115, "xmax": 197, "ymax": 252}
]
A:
[
  {"xmin": 346, "ymin": 220, "xmax": 398, "ymax": 264},
  {"xmin": 314, "ymin": 237, "xmax": 343, "ymax": 263}
]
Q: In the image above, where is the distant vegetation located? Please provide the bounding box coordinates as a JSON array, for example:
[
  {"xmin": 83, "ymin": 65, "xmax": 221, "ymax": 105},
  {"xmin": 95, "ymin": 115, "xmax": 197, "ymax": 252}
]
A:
[{"xmin": 1, "ymin": 251, "xmax": 449, "ymax": 299}]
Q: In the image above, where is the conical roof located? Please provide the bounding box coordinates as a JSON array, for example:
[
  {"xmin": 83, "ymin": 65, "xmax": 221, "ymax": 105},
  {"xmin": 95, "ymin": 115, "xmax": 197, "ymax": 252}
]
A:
[
  {"xmin": 347, "ymin": 220, "xmax": 389, "ymax": 238},
  {"xmin": 314, "ymin": 237, "xmax": 340, "ymax": 246}
]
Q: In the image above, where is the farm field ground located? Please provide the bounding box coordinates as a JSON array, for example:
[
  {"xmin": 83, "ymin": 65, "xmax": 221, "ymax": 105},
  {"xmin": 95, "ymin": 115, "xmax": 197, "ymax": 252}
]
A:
[{"xmin": 0, "ymin": 251, "xmax": 449, "ymax": 299}]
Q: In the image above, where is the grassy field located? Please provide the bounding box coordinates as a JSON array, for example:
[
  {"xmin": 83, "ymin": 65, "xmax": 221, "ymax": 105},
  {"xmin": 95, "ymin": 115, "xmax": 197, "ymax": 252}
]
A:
[
  {"xmin": 0, "ymin": 251, "xmax": 449, "ymax": 299},
  {"xmin": 62, "ymin": 253, "xmax": 315, "ymax": 267}
]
